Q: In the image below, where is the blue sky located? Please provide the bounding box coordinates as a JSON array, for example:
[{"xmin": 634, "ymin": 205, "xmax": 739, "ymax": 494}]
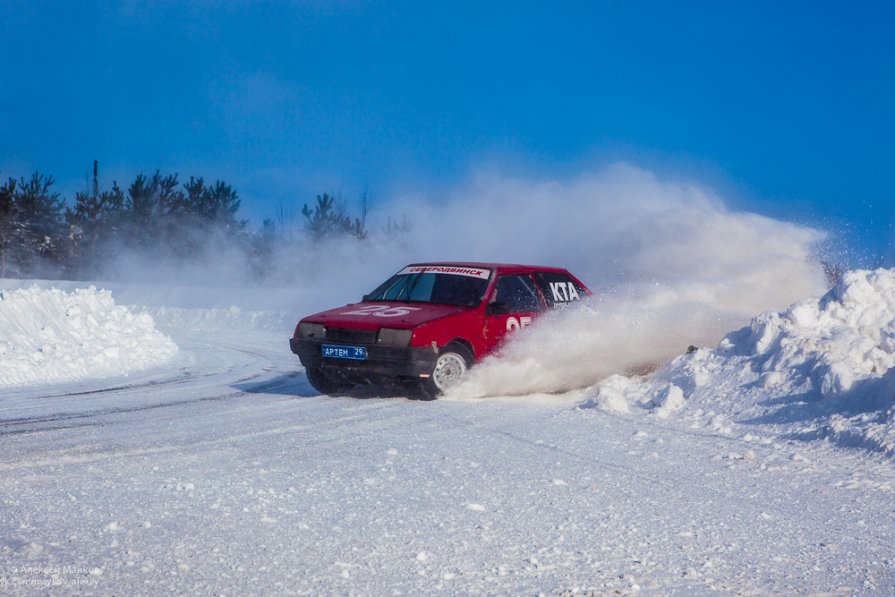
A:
[{"xmin": 1, "ymin": 1, "xmax": 893, "ymax": 264}]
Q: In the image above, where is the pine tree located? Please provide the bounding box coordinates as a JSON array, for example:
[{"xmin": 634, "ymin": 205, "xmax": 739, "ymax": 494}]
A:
[
  {"xmin": 0, "ymin": 177, "xmax": 19, "ymax": 277},
  {"xmin": 10, "ymin": 172, "xmax": 66, "ymax": 275},
  {"xmin": 124, "ymin": 171, "xmax": 179, "ymax": 252},
  {"xmin": 181, "ymin": 177, "xmax": 245, "ymax": 230},
  {"xmin": 66, "ymin": 182, "xmax": 125, "ymax": 274},
  {"xmin": 301, "ymin": 193, "xmax": 366, "ymax": 241}
]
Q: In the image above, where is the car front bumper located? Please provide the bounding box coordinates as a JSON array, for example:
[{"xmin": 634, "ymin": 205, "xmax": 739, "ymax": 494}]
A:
[{"xmin": 290, "ymin": 338, "xmax": 438, "ymax": 383}]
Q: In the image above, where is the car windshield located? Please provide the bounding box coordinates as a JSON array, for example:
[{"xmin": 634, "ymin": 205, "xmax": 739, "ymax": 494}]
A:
[{"xmin": 365, "ymin": 270, "xmax": 490, "ymax": 307}]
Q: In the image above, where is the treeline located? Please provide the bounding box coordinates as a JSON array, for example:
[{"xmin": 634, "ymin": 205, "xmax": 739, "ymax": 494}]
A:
[{"xmin": 0, "ymin": 167, "xmax": 392, "ymax": 281}]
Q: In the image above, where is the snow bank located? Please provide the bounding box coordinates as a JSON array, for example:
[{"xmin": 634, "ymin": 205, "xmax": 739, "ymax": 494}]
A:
[
  {"xmin": 583, "ymin": 268, "xmax": 895, "ymax": 454},
  {"xmin": 0, "ymin": 286, "xmax": 178, "ymax": 387}
]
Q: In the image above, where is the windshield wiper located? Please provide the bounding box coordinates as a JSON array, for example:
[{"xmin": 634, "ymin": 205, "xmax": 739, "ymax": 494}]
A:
[{"xmin": 400, "ymin": 273, "xmax": 424, "ymax": 302}]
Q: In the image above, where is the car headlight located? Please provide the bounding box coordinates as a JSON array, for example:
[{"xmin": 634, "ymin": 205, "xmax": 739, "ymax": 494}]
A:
[
  {"xmin": 377, "ymin": 327, "xmax": 412, "ymax": 347},
  {"xmin": 298, "ymin": 322, "xmax": 325, "ymax": 339}
]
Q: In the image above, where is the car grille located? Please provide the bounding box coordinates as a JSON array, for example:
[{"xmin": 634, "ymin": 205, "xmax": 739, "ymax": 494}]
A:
[{"xmin": 325, "ymin": 327, "xmax": 377, "ymax": 344}]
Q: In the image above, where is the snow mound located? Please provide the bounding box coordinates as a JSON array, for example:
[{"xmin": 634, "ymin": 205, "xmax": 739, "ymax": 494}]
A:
[
  {"xmin": 584, "ymin": 268, "xmax": 895, "ymax": 454},
  {"xmin": 0, "ymin": 286, "xmax": 178, "ymax": 387}
]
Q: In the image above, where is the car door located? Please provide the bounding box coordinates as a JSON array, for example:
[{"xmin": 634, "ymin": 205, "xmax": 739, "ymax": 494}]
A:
[{"xmin": 482, "ymin": 273, "xmax": 545, "ymax": 354}]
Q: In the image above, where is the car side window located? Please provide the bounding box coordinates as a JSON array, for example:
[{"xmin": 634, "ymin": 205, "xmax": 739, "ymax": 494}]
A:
[
  {"xmin": 534, "ymin": 272, "xmax": 586, "ymax": 309},
  {"xmin": 493, "ymin": 274, "xmax": 543, "ymax": 313}
]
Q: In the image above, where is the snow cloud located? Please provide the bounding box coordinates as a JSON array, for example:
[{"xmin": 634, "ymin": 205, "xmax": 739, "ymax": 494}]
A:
[{"xmin": 393, "ymin": 164, "xmax": 830, "ymax": 397}]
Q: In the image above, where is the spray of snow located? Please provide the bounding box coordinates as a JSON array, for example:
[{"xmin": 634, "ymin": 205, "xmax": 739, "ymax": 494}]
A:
[
  {"xmin": 0, "ymin": 286, "xmax": 178, "ymax": 387},
  {"xmin": 438, "ymin": 165, "xmax": 827, "ymax": 397},
  {"xmin": 582, "ymin": 268, "xmax": 895, "ymax": 455}
]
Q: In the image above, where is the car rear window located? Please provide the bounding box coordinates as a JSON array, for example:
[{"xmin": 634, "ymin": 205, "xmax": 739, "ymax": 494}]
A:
[{"xmin": 534, "ymin": 272, "xmax": 587, "ymax": 308}]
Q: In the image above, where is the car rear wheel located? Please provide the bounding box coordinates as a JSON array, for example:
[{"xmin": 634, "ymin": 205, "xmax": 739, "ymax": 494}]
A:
[
  {"xmin": 415, "ymin": 343, "xmax": 473, "ymax": 400},
  {"xmin": 305, "ymin": 367, "xmax": 351, "ymax": 395}
]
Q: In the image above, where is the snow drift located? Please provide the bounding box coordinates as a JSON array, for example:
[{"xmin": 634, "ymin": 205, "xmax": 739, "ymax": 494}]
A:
[
  {"xmin": 584, "ymin": 268, "xmax": 895, "ymax": 454},
  {"xmin": 0, "ymin": 286, "xmax": 178, "ymax": 387}
]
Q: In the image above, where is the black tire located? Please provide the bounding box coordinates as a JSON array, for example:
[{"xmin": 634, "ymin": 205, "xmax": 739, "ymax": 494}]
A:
[
  {"xmin": 305, "ymin": 367, "xmax": 351, "ymax": 395},
  {"xmin": 414, "ymin": 343, "xmax": 474, "ymax": 400}
]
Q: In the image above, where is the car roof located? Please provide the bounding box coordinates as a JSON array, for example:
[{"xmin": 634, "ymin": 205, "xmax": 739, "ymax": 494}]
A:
[{"xmin": 405, "ymin": 261, "xmax": 574, "ymax": 274}]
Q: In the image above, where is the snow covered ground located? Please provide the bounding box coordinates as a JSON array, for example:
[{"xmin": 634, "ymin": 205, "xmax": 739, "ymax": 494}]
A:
[{"xmin": 1, "ymin": 274, "xmax": 894, "ymax": 595}]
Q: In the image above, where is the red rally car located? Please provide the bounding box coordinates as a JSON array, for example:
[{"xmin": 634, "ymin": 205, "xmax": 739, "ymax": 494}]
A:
[{"xmin": 290, "ymin": 262, "xmax": 590, "ymax": 398}]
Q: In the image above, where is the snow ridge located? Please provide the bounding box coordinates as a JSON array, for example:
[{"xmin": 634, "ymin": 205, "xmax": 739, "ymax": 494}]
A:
[
  {"xmin": 0, "ymin": 286, "xmax": 178, "ymax": 387},
  {"xmin": 586, "ymin": 268, "xmax": 895, "ymax": 454}
]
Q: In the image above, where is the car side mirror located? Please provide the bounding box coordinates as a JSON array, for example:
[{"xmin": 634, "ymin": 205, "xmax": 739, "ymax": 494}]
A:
[{"xmin": 486, "ymin": 302, "xmax": 509, "ymax": 315}]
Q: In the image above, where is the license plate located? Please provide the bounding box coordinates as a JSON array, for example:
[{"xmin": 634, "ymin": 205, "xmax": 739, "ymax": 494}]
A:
[{"xmin": 321, "ymin": 344, "xmax": 367, "ymax": 360}]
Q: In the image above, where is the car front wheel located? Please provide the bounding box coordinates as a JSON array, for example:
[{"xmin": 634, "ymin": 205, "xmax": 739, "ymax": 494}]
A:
[{"xmin": 415, "ymin": 344, "xmax": 472, "ymax": 400}]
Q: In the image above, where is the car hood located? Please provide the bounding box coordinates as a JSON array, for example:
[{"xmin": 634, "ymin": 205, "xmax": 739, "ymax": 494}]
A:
[{"xmin": 303, "ymin": 301, "xmax": 468, "ymax": 329}]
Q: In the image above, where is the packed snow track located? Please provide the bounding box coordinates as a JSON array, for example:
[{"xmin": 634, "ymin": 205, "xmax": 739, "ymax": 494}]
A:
[{"xmin": 2, "ymin": 313, "xmax": 894, "ymax": 595}]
